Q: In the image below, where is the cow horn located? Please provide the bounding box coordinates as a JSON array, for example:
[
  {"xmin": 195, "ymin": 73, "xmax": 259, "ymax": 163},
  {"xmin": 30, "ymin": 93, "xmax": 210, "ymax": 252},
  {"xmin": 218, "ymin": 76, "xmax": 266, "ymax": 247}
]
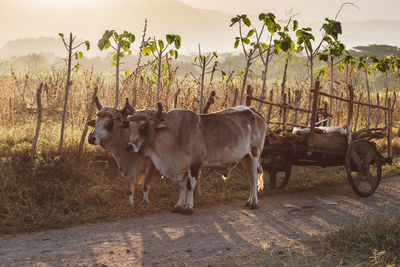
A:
[
  {"xmin": 156, "ymin": 102, "xmax": 163, "ymax": 119},
  {"xmin": 94, "ymin": 96, "xmax": 102, "ymax": 111},
  {"xmin": 122, "ymin": 98, "xmax": 135, "ymax": 116}
]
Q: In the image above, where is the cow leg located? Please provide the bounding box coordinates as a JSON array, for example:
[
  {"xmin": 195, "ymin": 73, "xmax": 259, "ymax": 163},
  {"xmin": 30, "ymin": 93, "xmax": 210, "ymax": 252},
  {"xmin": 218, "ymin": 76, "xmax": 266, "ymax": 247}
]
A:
[
  {"xmin": 182, "ymin": 166, "xmax": 199, "ymax": 215},
  {"xmin": 141, "ymin": 170, "xmax": 155, "ymax": 208},
  {"xmin": 242, "ymin": 154, "xmax": 260, "ymax": 209},
  {"xmin": 172, "ymin": 179, "xmax": 187, "ymax": 213},
  {"xmin": 195, "ymin": 169, "xmax": 202, "ymax": 198},
  {"xmin": 128, "ymin": 180, "xmax": 135, "ymax": 206},
  {"xmin": 241, "ymin": 156, "xmax": 253, "ymax": 207}
]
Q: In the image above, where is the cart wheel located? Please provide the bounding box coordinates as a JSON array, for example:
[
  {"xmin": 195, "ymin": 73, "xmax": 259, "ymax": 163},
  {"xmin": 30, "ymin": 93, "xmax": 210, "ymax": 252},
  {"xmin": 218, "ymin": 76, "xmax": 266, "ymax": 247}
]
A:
[
  {"xmin": 345, "ymin": 139, "xmax": 382, "ymax": 197},
  {"xmin": 268, "ymin": 165, "xmax": 292, "ymax": 189}
]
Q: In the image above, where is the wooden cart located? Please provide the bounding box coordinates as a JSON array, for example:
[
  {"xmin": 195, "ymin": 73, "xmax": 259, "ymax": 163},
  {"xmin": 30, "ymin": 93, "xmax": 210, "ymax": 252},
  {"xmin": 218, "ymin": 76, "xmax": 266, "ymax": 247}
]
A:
[{"xmin": 247, "ymin": 81, "xmax": 395, "ymax": 197}]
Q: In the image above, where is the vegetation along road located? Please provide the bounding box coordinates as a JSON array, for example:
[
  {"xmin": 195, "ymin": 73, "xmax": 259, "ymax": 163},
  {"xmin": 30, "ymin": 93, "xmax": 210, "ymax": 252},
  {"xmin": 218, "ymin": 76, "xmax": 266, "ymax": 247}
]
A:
[{"xmin": 0, "ymin": 176, "xmax": 399, "ymax": 266}]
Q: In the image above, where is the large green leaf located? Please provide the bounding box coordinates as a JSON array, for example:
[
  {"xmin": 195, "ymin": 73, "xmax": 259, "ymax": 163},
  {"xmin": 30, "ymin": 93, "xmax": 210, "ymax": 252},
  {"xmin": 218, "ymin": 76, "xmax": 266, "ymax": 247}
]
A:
[
  {"xmin": 243, "ymin": 17, "xmax": 251, "ymax": 27},
  {"xmin": 166, "ymin": 34, "xmax": 174, "ymax": 44},
  {"xmin": 142, "ymin": 46, "xmax": 151, "ymax": 56},
  {"xmin": 234, "ymin": 38, "xmax": 240, "ymax": 49},
  {"xmin": 293, "ymin": 20, "xmax": 298, "ymax": 31},
  {"xmin": 158, "ymin": 40, "xmax": 164, "ymax": 51}
]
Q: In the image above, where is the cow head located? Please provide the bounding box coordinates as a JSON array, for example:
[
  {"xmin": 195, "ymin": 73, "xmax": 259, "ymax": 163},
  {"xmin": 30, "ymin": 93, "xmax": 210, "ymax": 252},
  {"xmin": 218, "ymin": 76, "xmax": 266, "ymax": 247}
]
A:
[
  {"xmin": 126, "ymin": 102, "xmax": 166, "ymax": 153},
  {"xmin": 87, "ymin": 97, "xmax": 135, "ymax": 146}
]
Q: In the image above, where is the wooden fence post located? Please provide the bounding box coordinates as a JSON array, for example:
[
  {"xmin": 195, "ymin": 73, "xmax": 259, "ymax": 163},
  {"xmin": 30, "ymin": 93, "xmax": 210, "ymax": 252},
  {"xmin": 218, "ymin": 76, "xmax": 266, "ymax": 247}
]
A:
[
  {"xmin": 267, "ymin": 89, "xmax": 273, "ymax": 123},
  {"xmin": 32, "ymin": 82, "xmax": 43, "ymax": 156},
  {"xmin": 282, "ymin": 93, "xmax": 287, "ymax": 131},
  {"xmin": 79, "ymin": 85, "xmax": 99, "ymax": 153},
  {"xmin": 174, "ymin": 88, "xmax": 181, "ymax": 109},
  {"xmin": 294, "ymin": 90, "xmax": 301, "ymax": 125},
  {"xmin": 306, "ymin": 93, "xmax": 312, "ymax": 126},
  {"xmin": 203, "ymin": 91, "xmax": 216, "ymax": 114},
  {"xmin": 308, "ymin": 80, "xmax": 320, "ymax": 145},
  {"xmin": 246, "ymin": 85, "xmax": 253, "ymax": 106},
  {"xmin": 347, "ymin": 85, "xmax": 354, "ymax": 145},
  {"xmin": 336, "ymin": 92, "xmax": 343, "ymax": 126},
  {"xmin": 375, "ymin": 93, "xmax": 381, "ymax": 128},
  {"xmin": 232, "ymin": 88, "xmax": 238, "ymax": 107},
  {"xmin": 323, "ymin": 101, "xmax": 328, "ymax": 126},
  {"xmin": 354, "ymin": 93, "xmax": 363, "ymax": 131},
  {"xmin": 387, "ymin": 97, "xmax": 392, "ymax": 163}
]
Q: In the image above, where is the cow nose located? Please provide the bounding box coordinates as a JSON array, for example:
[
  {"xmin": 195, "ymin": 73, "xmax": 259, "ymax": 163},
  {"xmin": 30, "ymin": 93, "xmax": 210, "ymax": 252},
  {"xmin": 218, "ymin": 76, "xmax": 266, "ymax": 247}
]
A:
[
  {"xmin": 88, "ymin": 133, "xmax": 95, "ymax": 144},
  {"xmin": 125, "ymin": 143, "xmax": 133, "ymax": 152}
]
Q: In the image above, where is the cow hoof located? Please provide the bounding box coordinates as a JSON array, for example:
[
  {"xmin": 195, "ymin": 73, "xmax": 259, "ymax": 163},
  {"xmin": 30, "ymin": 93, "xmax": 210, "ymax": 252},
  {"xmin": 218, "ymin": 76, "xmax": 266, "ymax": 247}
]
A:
[
  {"xmin": 244, "ymin": 200, "xmax": 250, "ymax": 207},
  {"xmin": 248, "ymin": 203, "xmax": 259, "ymax": 210},
  {"xmin": 181, "ymin": 207, "xmax": 194, "ymax": 215},
  {"xmin": 141, "ymin": 200, "xmax": 149, "ymax": 208},
  {"xmin": 172, "ymin": 206, "xmax": 184, "ymax": 213}
]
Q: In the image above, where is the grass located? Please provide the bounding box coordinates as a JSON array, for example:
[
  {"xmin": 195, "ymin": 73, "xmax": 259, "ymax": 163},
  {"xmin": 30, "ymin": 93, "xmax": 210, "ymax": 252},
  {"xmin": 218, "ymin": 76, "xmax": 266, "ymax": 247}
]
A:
[
  {"xmin": 1, "ymin": 120, "xmax": 399, "ymax": 236},
  {"xmin": 171, "ymin": 215, "xmax": 400, "ymax": 266}
]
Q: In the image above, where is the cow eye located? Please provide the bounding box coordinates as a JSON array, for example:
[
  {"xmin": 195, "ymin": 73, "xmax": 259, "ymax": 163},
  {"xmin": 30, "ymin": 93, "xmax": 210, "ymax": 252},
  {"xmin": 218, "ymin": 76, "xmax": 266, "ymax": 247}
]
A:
[
  {"xmin": 139, "ymin": 123, "xmax": 148, "ymax": 135},
  {"xmin": 105, "ymin": 120, "xmax": 113, "ymax": 131},
  {"xmin": 121, "ymin": 121, "xmax": 129, "ymax": 128}
]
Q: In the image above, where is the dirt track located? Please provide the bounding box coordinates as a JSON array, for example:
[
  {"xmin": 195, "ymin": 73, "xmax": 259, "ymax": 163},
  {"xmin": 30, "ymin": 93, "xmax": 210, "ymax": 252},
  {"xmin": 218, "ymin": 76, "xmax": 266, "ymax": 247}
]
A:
[{"xmin": 1, "ymin": 176, "xmax": 400, "ymax": 266}]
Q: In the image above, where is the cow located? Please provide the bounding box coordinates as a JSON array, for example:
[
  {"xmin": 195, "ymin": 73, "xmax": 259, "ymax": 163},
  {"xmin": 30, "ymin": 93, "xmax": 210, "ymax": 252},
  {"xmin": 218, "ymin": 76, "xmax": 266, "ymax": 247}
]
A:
[
  {"xmin": 86, "ymin": 97, "xmax": 159, "ymax": 208},
  {"xmin": 125, "ymin": 103, "xmax": 266, "ymax": 215}
]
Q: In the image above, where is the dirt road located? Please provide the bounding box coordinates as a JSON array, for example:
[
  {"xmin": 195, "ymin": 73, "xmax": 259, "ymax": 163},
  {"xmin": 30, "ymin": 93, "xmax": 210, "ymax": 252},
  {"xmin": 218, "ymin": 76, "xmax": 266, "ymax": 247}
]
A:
[{"xmin": 1, "ymin": 176, "xmax": 400, "ymax": 266}]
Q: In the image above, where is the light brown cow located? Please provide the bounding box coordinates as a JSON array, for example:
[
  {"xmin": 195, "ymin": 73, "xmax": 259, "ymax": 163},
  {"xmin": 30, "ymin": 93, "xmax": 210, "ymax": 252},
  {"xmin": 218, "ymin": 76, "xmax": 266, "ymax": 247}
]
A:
[
  {"xmin": 87, "ymin": 97, "xmax": 159, "ymax": 207},
  {"xmin": 126, "ymin": 103, "xmax": 266, "ymax": 215}
]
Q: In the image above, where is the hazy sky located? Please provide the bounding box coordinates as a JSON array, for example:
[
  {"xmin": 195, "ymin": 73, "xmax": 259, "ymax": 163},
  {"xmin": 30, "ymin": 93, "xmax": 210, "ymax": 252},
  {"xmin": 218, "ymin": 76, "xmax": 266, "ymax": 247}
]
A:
[
  {"xmin": 179, "ymin": 0, "xmax": 400, "ymax": 21},
  {"xmin": 0, "ymin": 0, "xmax": 399, "ymax": 55}
]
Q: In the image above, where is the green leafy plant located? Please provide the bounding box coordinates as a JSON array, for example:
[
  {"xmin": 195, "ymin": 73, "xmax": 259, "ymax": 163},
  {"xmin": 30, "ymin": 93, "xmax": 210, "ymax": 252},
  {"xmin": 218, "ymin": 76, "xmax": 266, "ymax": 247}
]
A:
[
  {"xmin": 57, "ymin": 32, "xmax": 90, "ymax": 153},
  {"xmin": 257, "ymin": 13, "xmax": 297, "ymax": 111},
  {"xmin": 98, "ymin": 30, "xmax": 135, "ymax": 107},
  {"xmin": 230, "ymin": 14, "xmax": 267, "ymax": 104},
  {"xmin": 192, "ymin": 45, "xmax": 218, "ymax": 113},
  {"xmin": 141, "ymin": 34, "xmax": 181, "ymax": 102}
]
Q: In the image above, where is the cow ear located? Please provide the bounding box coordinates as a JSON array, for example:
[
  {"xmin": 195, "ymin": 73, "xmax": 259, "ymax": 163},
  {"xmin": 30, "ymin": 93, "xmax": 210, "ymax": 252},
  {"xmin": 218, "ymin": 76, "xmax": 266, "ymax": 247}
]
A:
[
  {"xmin": 155, "ymin": 123, "xmax": 167, "ymax": 129},
  {"xmin": 87, "ymin": 119, "xmax": 96, "ymax": 127}
]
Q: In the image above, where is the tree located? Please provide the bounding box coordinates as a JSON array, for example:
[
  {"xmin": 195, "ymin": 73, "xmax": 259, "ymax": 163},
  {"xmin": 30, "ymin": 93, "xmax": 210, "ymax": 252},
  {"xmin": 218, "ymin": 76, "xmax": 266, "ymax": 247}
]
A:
[
  {"xmin": 372, "ymin": 56, "xmax": 392, "ymax": 109},
  {"xmin": 57, "ymin": 32, "xmax": 90, "ymax": 153},
  {"xmin": 98, "ymin": 30, "xmax": 135, "ymax": 107},
  {"xmin": 230, "ymin": 14, "xmax": 266, "ymax": 105},
  {"xmin": 141, "ymin": 34, "xmax": 181, "ymax": 102},
  {"xmin": 257, "ymin": 13, "xmax": 297, "ymax": 111},
  {"xmin": 317, "ymin": 39, "xmax": 346, "ymax": 124},
  {"xmin": 297, "ymin": 18, "xmax": 342, "ymax": 91},
  {"xmin": 192, "ymin": 45, "xmax": 218, "ymax": 113},
  {"xmin": 355, "ymin": 55, "xmax": 373, "ymax": 126}
]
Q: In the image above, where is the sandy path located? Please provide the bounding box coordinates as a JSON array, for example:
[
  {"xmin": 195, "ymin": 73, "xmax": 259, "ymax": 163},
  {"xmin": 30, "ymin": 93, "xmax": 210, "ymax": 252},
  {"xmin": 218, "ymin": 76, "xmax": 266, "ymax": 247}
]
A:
[{"xmin": 1, "ymin": 177, "xmax": 400, "ymax": 266}]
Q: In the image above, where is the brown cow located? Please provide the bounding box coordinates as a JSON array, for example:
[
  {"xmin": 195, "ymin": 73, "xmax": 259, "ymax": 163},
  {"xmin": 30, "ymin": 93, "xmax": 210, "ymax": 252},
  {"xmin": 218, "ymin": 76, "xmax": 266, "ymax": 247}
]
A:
[
  {"xmin": 87, "ymin": 97, "xmax": 159, "ymax": 207},
  {"xmin": 125, "ymin": 104, "xmax": 266, "ymax": 215}
]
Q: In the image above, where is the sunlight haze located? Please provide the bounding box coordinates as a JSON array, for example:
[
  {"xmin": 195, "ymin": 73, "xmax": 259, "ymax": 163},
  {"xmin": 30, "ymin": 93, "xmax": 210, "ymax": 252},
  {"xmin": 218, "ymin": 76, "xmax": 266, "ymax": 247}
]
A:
[{"xmin": 0, "ymin": 0, "xmax": 399, "ymax": 56}]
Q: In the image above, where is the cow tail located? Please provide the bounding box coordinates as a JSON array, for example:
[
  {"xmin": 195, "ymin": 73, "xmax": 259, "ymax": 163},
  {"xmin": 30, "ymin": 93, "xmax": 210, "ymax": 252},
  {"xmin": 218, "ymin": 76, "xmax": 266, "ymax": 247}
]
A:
[{"xmin": 257, "ymin": 162, "xmax": 264, "ymax": 191}]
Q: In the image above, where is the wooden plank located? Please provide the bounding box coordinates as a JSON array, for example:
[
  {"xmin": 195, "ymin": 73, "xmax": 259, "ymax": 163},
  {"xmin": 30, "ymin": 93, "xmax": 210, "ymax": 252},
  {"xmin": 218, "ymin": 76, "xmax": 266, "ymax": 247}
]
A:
[{"xmin": 311, "ymin": 89, "xmax": 388, "ymax": 110}]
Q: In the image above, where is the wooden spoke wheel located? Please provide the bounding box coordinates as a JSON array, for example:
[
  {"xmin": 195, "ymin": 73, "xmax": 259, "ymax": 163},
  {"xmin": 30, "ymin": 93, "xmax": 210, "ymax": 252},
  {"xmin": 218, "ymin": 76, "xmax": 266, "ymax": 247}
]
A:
[
  {"xmin": 345, "ymin": 139, "xmax": 382, "ymax": 197},
  {"xmin": 262, "ymin": 155, "xmax": 292, "ymax": 190},
  {"xmin": 268, "ymin": 167, "xmax": 292, "ymax": 189}
]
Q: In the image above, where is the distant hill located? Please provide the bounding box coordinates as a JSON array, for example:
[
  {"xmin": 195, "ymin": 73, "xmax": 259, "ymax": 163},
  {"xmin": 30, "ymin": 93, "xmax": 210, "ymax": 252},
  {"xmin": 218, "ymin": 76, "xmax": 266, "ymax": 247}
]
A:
[{"xmin": 0, "ymin": 0, "xmax": 399, "ymax": 58}]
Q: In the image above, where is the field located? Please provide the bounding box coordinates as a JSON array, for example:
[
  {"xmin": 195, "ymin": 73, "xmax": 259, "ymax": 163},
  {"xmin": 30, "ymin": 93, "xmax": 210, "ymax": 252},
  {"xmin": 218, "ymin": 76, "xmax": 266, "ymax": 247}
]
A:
[{"xmin": 1, "ymin": 37, "xmax": 400, "ymax": 265}]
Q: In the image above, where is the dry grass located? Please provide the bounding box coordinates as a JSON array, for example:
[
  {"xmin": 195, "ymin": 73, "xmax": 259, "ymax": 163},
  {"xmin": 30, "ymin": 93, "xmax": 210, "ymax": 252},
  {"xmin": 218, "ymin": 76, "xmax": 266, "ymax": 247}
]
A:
[
  {"xmin": 1, "ymin": 119, "xmax": 399, "ymax": 235},
  {"xmin": 1, "ymin": 63, "xmax": 400, "ymax": 267}
]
